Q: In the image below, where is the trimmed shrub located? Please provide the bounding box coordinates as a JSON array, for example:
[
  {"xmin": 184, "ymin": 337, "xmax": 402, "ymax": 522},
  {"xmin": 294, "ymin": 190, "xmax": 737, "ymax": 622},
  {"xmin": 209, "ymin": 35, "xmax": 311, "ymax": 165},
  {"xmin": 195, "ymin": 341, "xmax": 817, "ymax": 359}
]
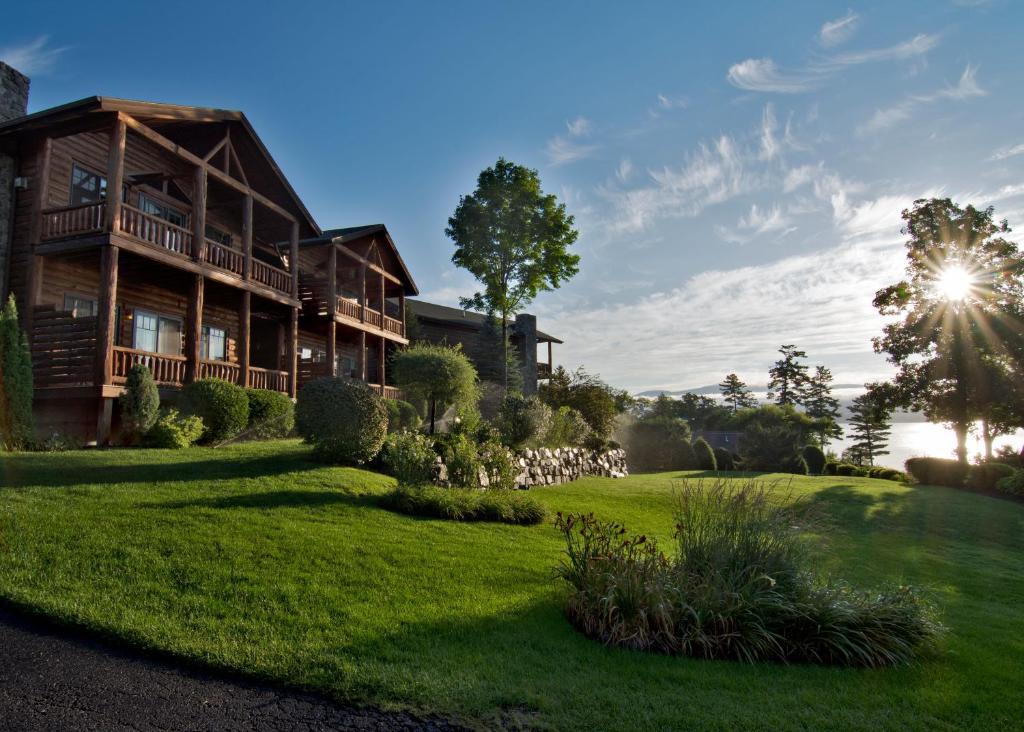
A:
[
  {"xmin": 802, "ymin": 445, "xmax": 827, "ymax": 475},
  {"xmin": 144, "ymin": 409, "xmax": 204, "ymax": 449},
  {"xmin": 905, "ymin": 457, "xmax": 969, "ymax": 488},
  {"xmin": 296, "ymin": 377, "xmax": 388, "ymax": 464},
  {"xmin": 381, "ymin": 431, "xmax": 437, "ymax": 486},
  {"xmin": 966, "ymin": 462, "xmax": 1016, "ymax": 491},
  {"xmin": 391, "ymin": 342, "xmax": 479, "ymax": 434},
  {"xmin": 245, "ymin": 388, "xmax": 294, "ymax": 439},
  {"xmin": 835, "ymin": 463, "xmax": 868, "ymax": 477},
  {"xmin": 545, "ymin": 406, "xmax": 592, "ymax": 447},
  {"xmin": 119, "ymin": 365, "xmax": 159, "ymax": 445},
  {"xmin": 875, "ymin": 468, "xmax": 906, "ymax": 482},
  {"xmin": 380, "ymin": 484, "xmax": 546, "ymax": 525},
  {"xmin": 181, "ymin": 378, "xmax": 249, "ymax": 443},
  {"xmin": 713, "ymin": 447, "xmax": 735, "ymax": 471},
  {"xmin": 496, "ymin": 393, "xmax": 552, "ymax": 448},
  {"xmin": 384, "ymin": 399, "xmax": 422, "ymax": 433},
  {"xmin": 996, "ymin": 469, "xmax": 1024, "ymax": 496},
  {"xmin": 555, "ymin": 478, "xmax": 942, "ymax": 666},
  {"xmin": 0, "ymin": 295, "xmax": 34, "ymax": 450},
  {"xmin": 740, "ymin": 423, "xmax": 807, "ymax": 474},
  {"xmin": 693, "ymin": 437, "xmax": 717, "ymax": 471},
  {"xmin": 624, "ymin": 416, "xmax": 695, "ymax": 472}
]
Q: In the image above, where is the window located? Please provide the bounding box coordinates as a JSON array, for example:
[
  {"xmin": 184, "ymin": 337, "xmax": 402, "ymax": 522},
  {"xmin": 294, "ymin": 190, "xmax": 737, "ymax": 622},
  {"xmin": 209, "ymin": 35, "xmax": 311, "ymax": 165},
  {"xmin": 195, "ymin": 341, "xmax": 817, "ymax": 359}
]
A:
[
  {"xmin": 63, "ymin": 293, "xmax": 97, "ymax": 318},
  {"xmin": 205, "ymin": 225, "xmax": 232, "ymax": 246},
  {"xmin": 139, "ymin": 194, "xmax": 187, "ymax": 228},
  {"xmin": 133, "ymin": 310, "xmax": 182, "ymax": 355},
  {"xmin": 201, "ymin": 325, "xmax": 227, "ymax": 361},
  {"xmin": 337, "ymin": 354, "xmax": 356, "ymax": 377},
  {"xmin": 70, "ymin": 164, "xmax": 106, "ymax": 205}
]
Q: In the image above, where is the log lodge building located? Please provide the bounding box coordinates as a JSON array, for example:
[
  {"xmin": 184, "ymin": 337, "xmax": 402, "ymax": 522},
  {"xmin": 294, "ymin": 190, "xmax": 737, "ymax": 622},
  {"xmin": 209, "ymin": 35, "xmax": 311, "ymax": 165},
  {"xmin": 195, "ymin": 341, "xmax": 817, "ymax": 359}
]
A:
[{"xmin": 0, "ymin": 62, "xmax": 417, "ymax": 443}]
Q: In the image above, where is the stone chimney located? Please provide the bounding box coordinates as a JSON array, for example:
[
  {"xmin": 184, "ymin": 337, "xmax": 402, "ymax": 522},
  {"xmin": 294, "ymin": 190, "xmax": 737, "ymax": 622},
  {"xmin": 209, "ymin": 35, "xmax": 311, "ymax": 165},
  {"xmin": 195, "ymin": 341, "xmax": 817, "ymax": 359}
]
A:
[
  {"xmin": 0, "ymin": 61, "xmax": 30, "ymax": 300},
  {"xmin": 514, "ymin": 312, "xmax": 538, "ymax": 395}
]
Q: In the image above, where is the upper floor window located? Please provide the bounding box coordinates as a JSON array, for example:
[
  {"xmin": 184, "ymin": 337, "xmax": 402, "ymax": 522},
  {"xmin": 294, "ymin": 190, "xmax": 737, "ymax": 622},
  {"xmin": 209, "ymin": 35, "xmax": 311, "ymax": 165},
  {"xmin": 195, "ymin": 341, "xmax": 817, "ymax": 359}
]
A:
[
  {"xmin": 63, "ymin": 293, "xmax": 97, "ymax": 318},
  {"xmin": 201, "ymin": 325, "xmax": 227, "ymax": 361},
  {"xmin": 139, "ymin": 194, "xmax": 187, "ymax": 228},
  {"xmin": 70, "ymin": 164, "xmax": 106, "ymax": 206}
]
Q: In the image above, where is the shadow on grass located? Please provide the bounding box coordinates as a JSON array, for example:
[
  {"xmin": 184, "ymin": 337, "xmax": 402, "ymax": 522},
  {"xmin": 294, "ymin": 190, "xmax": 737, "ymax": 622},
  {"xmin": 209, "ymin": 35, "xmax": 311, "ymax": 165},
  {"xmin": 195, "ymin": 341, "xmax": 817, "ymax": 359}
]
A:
[
  {"xmin": 151, "ymin": 489, "xmax": 381, "ymax": 511},
  {"xmin": 1, "ymin": 452, "xmax": 319, "ymax": 489}
]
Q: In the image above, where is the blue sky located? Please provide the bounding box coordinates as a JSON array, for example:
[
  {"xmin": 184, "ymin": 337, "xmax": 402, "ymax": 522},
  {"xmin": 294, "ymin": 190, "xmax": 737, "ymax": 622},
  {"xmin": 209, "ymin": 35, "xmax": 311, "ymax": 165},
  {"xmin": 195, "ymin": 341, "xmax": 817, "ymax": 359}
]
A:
[{"xmin": 3, "ymin": 0, "xmax": 1022, "ymax": 392}]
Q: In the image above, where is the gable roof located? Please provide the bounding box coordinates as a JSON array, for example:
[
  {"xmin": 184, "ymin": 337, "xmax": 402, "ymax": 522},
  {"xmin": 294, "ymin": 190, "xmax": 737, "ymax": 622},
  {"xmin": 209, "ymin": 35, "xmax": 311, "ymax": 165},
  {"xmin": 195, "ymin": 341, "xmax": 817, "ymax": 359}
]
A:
[
  {"xmin": 300, "ymin": 224, "xmax": 419, "ymax": 296},
  {"xmin": 408, "ymin": 299, "xmax": 563, "ymax": 344},
  {"xmin": 0, "ymin": 96, "xmax": 320, "ymax": 237}
]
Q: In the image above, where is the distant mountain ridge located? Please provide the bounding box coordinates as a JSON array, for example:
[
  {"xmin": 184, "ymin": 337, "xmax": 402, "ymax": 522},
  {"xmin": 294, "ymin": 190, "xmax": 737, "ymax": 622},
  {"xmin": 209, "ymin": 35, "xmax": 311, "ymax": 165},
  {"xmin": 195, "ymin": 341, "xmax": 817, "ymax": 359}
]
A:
[{"xmin": 636, "ymin": 384, "xmax": 865, "ymax": 398}]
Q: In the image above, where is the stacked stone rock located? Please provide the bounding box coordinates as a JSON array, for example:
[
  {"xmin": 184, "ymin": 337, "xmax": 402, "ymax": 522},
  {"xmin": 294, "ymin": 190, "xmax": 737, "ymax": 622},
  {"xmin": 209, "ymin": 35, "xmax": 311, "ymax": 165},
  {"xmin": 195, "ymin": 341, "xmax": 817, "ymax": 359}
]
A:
[{"xmin": 431, "ymin": 447, "xmax": 628, "ymax": 490}]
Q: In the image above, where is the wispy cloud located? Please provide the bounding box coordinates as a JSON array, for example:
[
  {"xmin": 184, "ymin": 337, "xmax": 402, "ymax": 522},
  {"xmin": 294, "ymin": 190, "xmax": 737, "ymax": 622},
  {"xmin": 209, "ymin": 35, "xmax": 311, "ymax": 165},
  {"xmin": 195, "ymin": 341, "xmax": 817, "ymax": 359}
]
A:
[
  {"xmin": 990, "ymin": 142, "xmax": 1024, "ymax": 161},
  {"xmin": 615, "ymin": 158, "xmax": 633, "ymax": 182},
  {"xmin": 759, "ymin": 104, "xmax": 780, "ymax": 160},
  {"xmin": 857, "ymin": 64, "xmax": 985, "ymax": 135},
  {"xmin": 656, "ymin": 93, "xmax": 689, "ymax": 110},
  {"xmin": 546, "ymin": 115, "xmax": 597, "ymax": 166},
  {"xmin": 818, "ymin": 11, "xmax": 860, "ymax": 47},
  {"xmin": 825, "ymin": 33, "xmax": 939, "ymax": 67},
  {"xmin": 727, "ymin": 58, "xmax": 820, "ymax": 94},
  {"xmin": 566, "ymin": 116, "xmax": 591, "ymax": 136},
  {"xmin": 0, "ymin": 35, "xmax": 68, "ymax": 75},
  {"xmin": 716, "ymin": 203, "xmax": 796, "ymax": 244}
]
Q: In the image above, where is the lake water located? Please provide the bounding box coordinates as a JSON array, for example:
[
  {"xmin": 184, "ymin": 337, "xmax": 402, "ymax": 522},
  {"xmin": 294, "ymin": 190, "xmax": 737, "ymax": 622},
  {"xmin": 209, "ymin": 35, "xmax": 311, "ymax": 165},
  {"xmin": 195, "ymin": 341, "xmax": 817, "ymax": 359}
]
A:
[{"xmin": 830, "ymin": 421, "xmax": 1024, "ymax": 469}]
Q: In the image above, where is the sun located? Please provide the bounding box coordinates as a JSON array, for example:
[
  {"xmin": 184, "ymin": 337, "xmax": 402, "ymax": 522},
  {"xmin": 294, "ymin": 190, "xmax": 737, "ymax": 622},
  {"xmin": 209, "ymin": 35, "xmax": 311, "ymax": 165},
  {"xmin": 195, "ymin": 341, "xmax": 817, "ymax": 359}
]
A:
[{"xmin": 935, "ymin": 265, "xmax": 975, "ymax": 301}]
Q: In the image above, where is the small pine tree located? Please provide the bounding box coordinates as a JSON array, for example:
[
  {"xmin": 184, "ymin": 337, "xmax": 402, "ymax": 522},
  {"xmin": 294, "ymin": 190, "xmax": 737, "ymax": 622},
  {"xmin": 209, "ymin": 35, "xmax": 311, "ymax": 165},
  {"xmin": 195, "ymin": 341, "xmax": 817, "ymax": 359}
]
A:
[
  {"xmin": 767, "ymin": 345, "xmax": 809, "ymax": 406},
  {"xmin": 719, "ymin": 373, "xmax": 756, "ymax": 412},
  {"xmin": 119, "ymin": 365, "xmax": 159, "ymax": 445},
  {"xmin": 847, "ymin": 391, "xmax": 892, "ymax": 467},
  {"xmin": 0, "ymin": 295, "xmax": 34, "ymax": 450},
  {"xmin": 804, "ymin": 366, "xmax": 843, "ymax": 447}
]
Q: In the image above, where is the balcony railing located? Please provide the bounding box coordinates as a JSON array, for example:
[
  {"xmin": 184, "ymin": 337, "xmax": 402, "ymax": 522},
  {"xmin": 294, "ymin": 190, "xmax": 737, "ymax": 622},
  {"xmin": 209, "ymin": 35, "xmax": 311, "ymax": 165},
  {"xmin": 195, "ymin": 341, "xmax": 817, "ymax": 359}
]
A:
[
  {"xmin": 335, "ymin": 296, "xmax": 405, "ymax": 338},
  {"xmin": 112, "ymin": 346, "xmax": 188, "ymax": 386},
  {"xmin": 199, "ymin": 359, "xmax": 241, "ymax": 383},
  {"xmin": 37, "ymin": 203, "xmax": 294, "ymax": 297},
  {"xmin": 249, "ymin": 365, "xmax": 290, "ymax": 392}
]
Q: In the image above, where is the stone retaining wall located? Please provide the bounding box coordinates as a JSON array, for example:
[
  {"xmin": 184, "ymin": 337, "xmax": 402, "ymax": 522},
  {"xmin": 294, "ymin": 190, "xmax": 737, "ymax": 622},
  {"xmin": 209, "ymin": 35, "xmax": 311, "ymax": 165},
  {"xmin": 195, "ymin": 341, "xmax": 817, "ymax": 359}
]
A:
[{"xmin": 433, "ymin": 446, "xmax": 628, "ymax": 489}]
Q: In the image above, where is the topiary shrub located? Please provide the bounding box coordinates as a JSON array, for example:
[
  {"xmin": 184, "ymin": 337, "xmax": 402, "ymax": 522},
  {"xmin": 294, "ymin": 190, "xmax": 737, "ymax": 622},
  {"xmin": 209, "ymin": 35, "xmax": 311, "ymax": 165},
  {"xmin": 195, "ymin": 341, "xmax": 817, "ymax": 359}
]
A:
[
  {"xmin": 713, "ymin": 447, "xmax": 735, "ymax": 471},
  {"xmin": 966, "ymin": 462, "xmax": 1015, "ymax": 491},
  {"xmin": 144, "ymin": 409, "xmax": 204, "ymax": 449},
  {"xmin": 693, "ymin": 437, "xmax": 717, "ymax": 471},
  {"xmin": 623, "ymin": 416, "xmax": 695, "ymax": 472},
  {"xmin": 905, "ymin": 457, "xmax": 969, "ymax": 488},
  {"xmin": 823, "ymin": 461, "xmax": 838, "ymax": 476},
  {"xmin": 739, "ymin": 422, "xmax": 807, "ymax": 474},
  {"xmin": 381, "ymin": 431, "xmax": 437, "ymax": 486},
  {"xmin": 245, "ymin": 388, "xmax": 294, "ymax": 439},
  {"xmin": 835, "ymin": 463, "xmax": 868, "ymax": 477},
  {"xmin": 496, "ymin": 393, "xmax": 552, "ymax": 448},
  {"xmin": 384, "ymin": 399, "xmax": 422, "ymax": 433},
  {"xmin": 996, "ymin": 469, "xmax": 1024, "ymax": 496},
  {"xmin": 0, "ymin": 295, "xmax": 34, "ymax": 450},
  {"xmin": 391, "ymin": 342, "xmax": 479, "ymax": 434},
  {"xmin": 181, "ymin": 378, "xmax": 249, "ymax": 443},
  {"xmin": 802, "ymin": 445, "xmax": 827, "ymax": 475},
  {"xmin": 296, "ymin": 377, "xmax": 388, "ymax": 464},
  {"xmin": 119, "ymin": 365, "xmax": 159, "ymax": 445}
]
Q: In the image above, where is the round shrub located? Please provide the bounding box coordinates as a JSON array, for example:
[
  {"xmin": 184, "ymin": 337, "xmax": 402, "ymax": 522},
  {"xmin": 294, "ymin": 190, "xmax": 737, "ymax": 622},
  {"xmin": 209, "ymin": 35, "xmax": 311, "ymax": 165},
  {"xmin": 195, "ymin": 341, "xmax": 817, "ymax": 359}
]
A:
[
  {"xmin": 996, "ymin": 469, "xmax": 1024, "ymax": 496},
  {"xmin": 384, "ymin": 399, "xmax": 422, "ymax": 433},
  {"xmin": 144, "ymin": 409, "xmax": 204, "ymax": 449},
  {"xmin": 381, "ymin": 431, "xmax": 437, "ymax": 485},
  {"xmin": 119, "ymin": 364, "xmax": 159, "ymax": 445},
  {"xmin": 823, "ymin": 461, "xmax": 838, "ymax": 476},
  {"xmin": 693, "ymin": 437, "xmax": 717, "ymax": 471},
  {"xmin": 296, "ymin": 377, "xmax": 387, "ymax": 464},
  {"xmin": 181, "ymin": 378, "xmax": 249, "ymax": 443},
  {"xmin": 801, "ymin": 445, "xmax": 827, "ymax": 475},
  {"xmin": 904, "ymin": 457, "xmax": 969, "ymax": 487},
  {"xmin": 713, "ymin": 447, "xmax": 735, "ymax": 471},
  {"xmin": 245, "ymin": 388, "xmax": 294, "ymax": 439},
  {"xmin": 496, "ymin": 394, "xmax": 552, "ymax": 448},
  {"xmin": 835, "ymin": 463, "xmax": 865, "ymax": 477},
  {"xmin": 966, "ymin": 462, "xmax": 1015, "ymax": 491}
]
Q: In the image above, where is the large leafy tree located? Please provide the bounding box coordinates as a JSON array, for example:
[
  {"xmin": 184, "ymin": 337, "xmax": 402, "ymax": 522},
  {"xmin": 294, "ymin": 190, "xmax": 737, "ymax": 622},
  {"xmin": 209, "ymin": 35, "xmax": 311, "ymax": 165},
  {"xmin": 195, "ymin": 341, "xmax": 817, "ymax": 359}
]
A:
[
  {"xmin": 767, "ymin": 345, "xmax": 809, "ymax": 406},
  {"xmin": 447, "ymin": 158, "xmax": 580, "ymax": 388},
  {"xmin": 719, "ymin": 373, "xmax": 756, "ymax": 412},
  {"xmin": 873, "ymin": 198, "xmax": 1024, "ymax": 463},
  {"xmin": 804, "ymin": 366, "xmax": 843, "ymax": 447},
  {"xmin": 846, "ymin": 389, "xmax": 892, "ymax": 467}
]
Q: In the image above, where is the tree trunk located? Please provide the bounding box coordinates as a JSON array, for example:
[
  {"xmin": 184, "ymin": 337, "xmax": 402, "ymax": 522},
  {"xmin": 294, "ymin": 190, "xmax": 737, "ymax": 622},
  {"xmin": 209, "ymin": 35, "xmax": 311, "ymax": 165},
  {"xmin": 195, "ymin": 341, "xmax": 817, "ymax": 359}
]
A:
[
  {"xmin": 429, "ymin": 398, "xmax": 436, "ymax": 435},
  {"xmin": 501, "ymin": 314, "xmax": 508, "ymax": 393},
  {"xmin": 954, "ymin": 422, "xmax": 969, "ymax": 464},
  {"xmin": 982, "ymin": 420, "xmax": 994, "ymax": 460}
]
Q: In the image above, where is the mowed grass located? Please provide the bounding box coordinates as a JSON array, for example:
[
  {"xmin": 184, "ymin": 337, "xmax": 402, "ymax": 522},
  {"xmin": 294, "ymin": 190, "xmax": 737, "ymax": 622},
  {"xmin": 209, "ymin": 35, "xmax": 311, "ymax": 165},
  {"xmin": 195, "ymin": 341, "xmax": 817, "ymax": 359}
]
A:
[{"xmin": 1, "ymin": 440, "xmax": 1022, "ymax": 731}]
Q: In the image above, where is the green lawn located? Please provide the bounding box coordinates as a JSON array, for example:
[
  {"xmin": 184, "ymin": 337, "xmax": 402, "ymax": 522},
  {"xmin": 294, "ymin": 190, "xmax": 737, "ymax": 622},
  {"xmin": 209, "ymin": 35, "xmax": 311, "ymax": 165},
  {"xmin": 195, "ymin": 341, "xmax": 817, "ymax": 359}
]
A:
[{"xmin": 1, "ymin": 440, "xmax": 1022, "ymax": 731}]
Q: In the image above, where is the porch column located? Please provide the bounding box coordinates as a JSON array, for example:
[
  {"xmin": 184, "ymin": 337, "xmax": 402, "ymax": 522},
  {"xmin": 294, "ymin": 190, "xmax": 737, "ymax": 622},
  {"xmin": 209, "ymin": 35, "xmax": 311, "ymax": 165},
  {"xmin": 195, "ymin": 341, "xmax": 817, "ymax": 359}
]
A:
[
  {"xmin": 95, "ymin": 244, "xmax": 119, "ymax": 445},
  {"xmin": 242, "ymin": 193, "xmax": 253, "ymax": 280},
  {"xmin": 378, "ymin": 336, "xmax": 386, "ymax": 392},
  {"xmin": 398, "ymin": 293, "xmax": 405, "ymax": 338},
  {"xmin": 287, "ymin": 306, "xmax": 298, "ymax": 398},
  {"xmin": 290, "ymin": 221, "xmax": 299, "ymax": 299},
  {"xmin": 239, "ymin": 291, "xmax": 251, "ymax": 387},
  {"xmin": 193, "ymin": 166, "xmax": 207, "ymax": 262},
  {"xmin": 359, "ymin": 260, "xmax": 366, "ymax": 322},
  {"xmin": 184, "ymin": 275, "xmax": 204, "ymax": 383},
  {"xmin": 326, "ymin": 244, "xmax": 337, "ymax": 375},
  {"xmin": 379, "ymin": 273, "xmax": 385, "ymax": 325},
  {"xmin": 105, "ymin": 114, "xmax": 127, "ymax": 234},
  {"xmin": 358, "ymin": 330, "xmax": 366, "ymax": 381},
  {"xmin": 24, "ymin": 136, "xmax": 52, "ymax": 339}
]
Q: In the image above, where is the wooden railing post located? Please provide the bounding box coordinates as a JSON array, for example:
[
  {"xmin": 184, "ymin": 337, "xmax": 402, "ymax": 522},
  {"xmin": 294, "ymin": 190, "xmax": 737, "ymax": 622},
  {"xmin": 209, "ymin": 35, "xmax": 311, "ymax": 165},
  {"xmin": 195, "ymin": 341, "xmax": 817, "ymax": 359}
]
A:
[
  {"xmin": 95, "ymin": 244, "xmax": 120, "ymax": 445},
  {"xmin": 379, "ymin": 335, "xmax": 386, "ymax": 392},
  {"xmin": 185, "ymin": 274, "xmax": 204, "ymax": 383},
  {"xmin": 398, "ymin": 293, "xmax": 405, "ymax": 338},
  {"xmin": 242, "ymin": 193, "xmax": 253, "ymax": 279},
  {"xmin": 239, "ymin": 291, "xmax": 251, "ymax": 387},
  {"xmin": 359, "ymin": 259, "xmax": 366, "ymax": 323},
  {"xmin": 358, "ymin": 331, "xmax": 366, "ymax": 382},
  {"xmin": 290, "ymin": 221, "xmax": 299, "ymax": 300},
  {"xmin": 193, "ymin": 166, "xmax": 207, "ymax": 263},
  {"xmin": 327, "ymin": 243, "xmax": 337, "ymax": 375},
  {"xmin": 105, "ymin": 114, "xmax": 127, "ymax": 234},
  {"xmin": 287, "ymin": 306, "xmax": 298, "ymax": 398}
]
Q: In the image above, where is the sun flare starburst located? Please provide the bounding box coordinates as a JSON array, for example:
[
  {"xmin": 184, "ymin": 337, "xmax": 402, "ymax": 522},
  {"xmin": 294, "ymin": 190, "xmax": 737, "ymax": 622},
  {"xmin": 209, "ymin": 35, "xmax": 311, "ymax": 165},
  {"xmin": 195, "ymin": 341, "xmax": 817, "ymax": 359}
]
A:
[{"xmin": 935, "ymin": 265, "xmax": 975, "ymax": 301}]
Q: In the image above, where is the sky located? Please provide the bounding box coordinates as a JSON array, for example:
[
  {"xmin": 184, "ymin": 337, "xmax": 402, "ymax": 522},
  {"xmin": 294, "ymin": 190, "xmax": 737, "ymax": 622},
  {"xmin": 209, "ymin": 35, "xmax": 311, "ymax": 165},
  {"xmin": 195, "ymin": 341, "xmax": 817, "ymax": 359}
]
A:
[{"xmin": 3, "ymin": 0, "xmax": 1023, "ymax": 393}]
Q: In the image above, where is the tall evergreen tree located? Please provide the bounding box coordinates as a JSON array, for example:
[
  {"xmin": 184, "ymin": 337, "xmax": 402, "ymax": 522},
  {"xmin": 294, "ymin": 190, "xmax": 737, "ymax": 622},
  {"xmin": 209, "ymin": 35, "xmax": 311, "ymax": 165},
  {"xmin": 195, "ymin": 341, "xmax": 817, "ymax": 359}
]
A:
[
  {"xmin": 767, "ymin": 345, "xmax": 809, "ymax": 406},
  {"xmin": 847, "ymin": 390, "xmax": 892, "ymax": 467},
  {"xmin": 719, "ymin": 373, "xmax": 756, "ymax": 412},
  {"xmin": 804, "ymin": 365, "xmax": 843, "ymax": 446},
  {"xmin": 0, "ymin": 295, "xmax": 34, "ymax": 450}
]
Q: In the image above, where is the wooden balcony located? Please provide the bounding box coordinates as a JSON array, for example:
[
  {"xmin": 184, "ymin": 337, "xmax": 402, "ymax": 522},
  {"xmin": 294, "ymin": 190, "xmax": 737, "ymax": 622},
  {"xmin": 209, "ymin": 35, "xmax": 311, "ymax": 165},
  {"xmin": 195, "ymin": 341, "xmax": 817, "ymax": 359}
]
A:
[
  {"xmin": 110, "ymin": 346, "xmax": 289, "ymax": 393},
  {"xmin": 334, "ymin": 295, "xmax": 406, "ymax": 339},
  {"xmin": 39, "ymin": 202, "xmax": 296, "ymax": 299}
]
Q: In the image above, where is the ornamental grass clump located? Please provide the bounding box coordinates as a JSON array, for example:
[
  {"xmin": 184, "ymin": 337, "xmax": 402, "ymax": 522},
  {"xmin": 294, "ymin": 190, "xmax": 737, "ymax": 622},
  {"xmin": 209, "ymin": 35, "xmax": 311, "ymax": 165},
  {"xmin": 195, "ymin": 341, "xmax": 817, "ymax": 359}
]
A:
[{"xmin": 555, "ymin": 478, "xmax": 941, "ymax": 667}]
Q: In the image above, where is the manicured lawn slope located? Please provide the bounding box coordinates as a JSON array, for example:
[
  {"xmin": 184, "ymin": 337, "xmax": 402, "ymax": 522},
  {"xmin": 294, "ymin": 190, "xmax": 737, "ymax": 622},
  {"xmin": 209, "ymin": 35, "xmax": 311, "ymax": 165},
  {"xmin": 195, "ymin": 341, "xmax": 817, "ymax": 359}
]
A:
[{"xmin": 1, "ymin": 440, "xmax": 1022, "ymax": 731}]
